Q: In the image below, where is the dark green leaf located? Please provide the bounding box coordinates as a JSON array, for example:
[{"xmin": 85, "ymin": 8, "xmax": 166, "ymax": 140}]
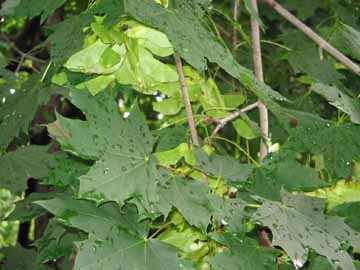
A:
[
  {"xmin": 195, "ymin": 148, "xmax": 254, "ymax": 184},
  {"xmin": 48, "ymin": 15, "xmax": 94, "ymax": 64},
  {"xmin": 0, "ymin": 145, "xmax": 55, "ymax": 193},
  {"xmin": 210, "ymin": 233, "xmax": 279, "ymax": 270},
  {"xmin": 253, "ymin": 191, "xmax": 360, "ymax": 270},
  {"xmin": 35, "ymin": 219, "xmax": 85, "ymax": 264},
  {"xmin": 1, "ymin": 245, "xmax": 49, "ymax": 270},
  {"xmin": 0, "ymin": 0, "xmax": 65, "ymax": 23},
  {"xmin": 74, "ymin": 226, "xmax": 180, "ymax": 270},
  {"xmin": 48, "ymin": 90, "xmax": 158, "ymax": 208},
  {"xmin": 0, "ymin": 76, "xmax": 69, "ymax": 150},
  {"xmin": 285, "ymin": 113, "xmax": 360, "ymax": 179}
]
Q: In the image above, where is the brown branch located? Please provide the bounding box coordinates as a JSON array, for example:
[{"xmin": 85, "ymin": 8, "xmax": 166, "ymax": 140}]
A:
[
  {"xmin": 251, "ymin": 0, "xmax": 268, "ymax": 161},
  {"xmin": 251, "ymin": 0, "xmax": 272, "ymax": 248},
  {"xmin": 233, "ymin": 0, "xmax": 240, "ymax": 49},
  {"xmin": 262, "ymin": 0, "xmax": 360, "ymax": 75},
  {"xmin": 174, "ymin": 55, "xmax": 208, "ymax": 184},
  {"xmin": 211, "ymin": 102, "xmax": 259, "ymax": 137}
]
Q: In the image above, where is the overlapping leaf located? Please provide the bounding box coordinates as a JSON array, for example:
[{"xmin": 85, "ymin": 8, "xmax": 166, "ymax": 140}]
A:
[
  {"xmin": 284, "ymin": 113, "xmax": 360, "ymax": 179},
  {"xmin": 1, "ymin": 245, "xmax": 49, "ymax": 270},
  {"xmin": 253, "ymin": 191, "xmax": 360, "ymax": 270},
  {"xmin": 74, "ymin": 226, "xmax": 180, "ymax": 270},
  {"xmin": 37, "ymin": 198, "xmax": 181, "ymax": 270},
  {"xmin": 159, "ymin": 172, "xmax": 218, "ymax": 229},
  {"xmin": 35, "ymin": 219, "xmax": 85, "ymax": 265},
  {"xmin": 48, "ymin": 14, "xmax": 94, "ymax": 64},
  {"xmin": 88, "ymin": 0, "xmax": 288, "ymax": 116},
  {"xmin": 251, "ymin": 151, "xmax": 324, "ymax": 201},
  {"xmin": 195, "ymin": 148, "xmax": 254, "ymax": 184},
  {"xmin": 36, "ymin": 198, "xmax": 146, "ymax": 238},
  {"xmin": 311, "ymin": 83, "xmax": 360, "ymax": 124},
  {"xmin": 0, "ymin": 145, "xmax": 55, "ymax": 193},
  {"xmin": 210, "ymin": 233, "xmax": 279, "ymax": 270},
  {"xmin": 0, "ymin": 76, "xmax": 69, "ymax": 150},
  {"xmin": 47, "ymin": 90, "xmax": 158, "ymax": 207},
  {"xmin": 0, "ymin": 0, "xmax": 65, "ymax": 23}
]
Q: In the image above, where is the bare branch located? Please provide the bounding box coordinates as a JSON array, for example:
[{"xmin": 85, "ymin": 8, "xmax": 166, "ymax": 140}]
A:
[
  {"xmin": 211, "ymin": 101, "xmax": 259, "ymax": 137},
  {"xmin": 0, "ymin": 34, "xmax": 47, "ymax": 64},
  {"xmin": 251, "ymin": 0, "xmax": 269, "ymax": 161},
  {"xmin": 174, "ymin": 55, "xmax": 208, "ymax": 184},
  {"xmin": 262, "ymin": 0, "xmax": 360, "ymax": 75},
  {"xmin": 233, "ymin": 0, "xmax": 240, "ymax": 49}
]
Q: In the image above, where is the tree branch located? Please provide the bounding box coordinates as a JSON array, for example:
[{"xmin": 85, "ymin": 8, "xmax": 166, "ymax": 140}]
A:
[
  {"xmin": 0, "ymin": 34, "xmax": 47, "ymax": 64},
  {"xmin": 174, "ymin": 55, "xmax": 208, "ymax": 184},
  {"xmin": 211, "ymin": 101, "xmax": 259, "ymax": 137},
  {"xmin": 233, "ymin": 0, "xmax": 240, "ymax": 49},
  {"xmin": 262, "ymin": 0, "xmax": 360, "ymax": 75},
  {"xmin": 251, "ymin": 0, "xmax": 268, "ymax": 161}
]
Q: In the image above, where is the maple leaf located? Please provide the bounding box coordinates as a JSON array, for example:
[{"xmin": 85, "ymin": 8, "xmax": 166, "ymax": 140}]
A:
[{"xmin": 253, "ymin": 191, "xmax": 360, "ymax": 270}]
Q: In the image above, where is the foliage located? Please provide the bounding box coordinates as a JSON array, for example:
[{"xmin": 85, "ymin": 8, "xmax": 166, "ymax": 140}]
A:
[{"xmin": 0, "ymin": 0, "xmax": 360, "ymax": 270}]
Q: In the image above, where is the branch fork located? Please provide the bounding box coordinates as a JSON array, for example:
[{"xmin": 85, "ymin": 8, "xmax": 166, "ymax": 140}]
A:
[{"xmin": 210, "ymin": 101, "xmax": 259, "ymax": 137}]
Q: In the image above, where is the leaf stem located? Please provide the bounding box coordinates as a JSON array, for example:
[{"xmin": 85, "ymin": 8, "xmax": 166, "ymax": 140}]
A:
[
  {"xmin": 212, "ymin": 135, "xmax": 260, "ymax": 167},
  {"xmin": 174, "ymin": 55, "xmax": 208, "ymax": 184},
  {"xmin": 262, "ymin": 0, "xmax": 360, "ymax": 75}
]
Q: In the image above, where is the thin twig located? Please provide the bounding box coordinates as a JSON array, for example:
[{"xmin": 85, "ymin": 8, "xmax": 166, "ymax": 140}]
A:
[
  {"xmin": 262, "ymin": 0, "xmax": 360, "ymax": 75},
  {"xmin": 233, "ymin": 0, "xmax": 240, "ymax": 49},
  {"xmin": 211, "ymin": 101, "xmax": 259, "ymax": 137},
  {"xmin": 251, "ymin": 0, "xmax": 268, "ymax": 161},
  {"xmin": 0, "ymin": 34, "xmax": 47, "ymax": 64},
  {"xmin": 15, "ymin": 55, "xmax": 24, "ymax": 74},
  {"xmin": 174, "ymin": 55, "xmax": 208, "ymax": 185}
]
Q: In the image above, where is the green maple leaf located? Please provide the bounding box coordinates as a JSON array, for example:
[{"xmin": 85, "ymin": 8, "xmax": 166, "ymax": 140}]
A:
[
  {"xmin": 0, "ymin": 145, "xmax": 55, "ymax": 193},
  {"xmin": 36, "ymin": 198, "xmax": 146, "ymax": 239},
  {"xmin": 251, "ymin": 151, "xmax": 325, "ymax": 201},
  {"xmin": 322, "ymin": 22, "xmax": 360, "ymax": 62},
  {"xmin": 1, "ymin": 245, "xmax": 50, "ymax": 270},
  {"xmin": 47, "ymin": 90, "xmax": 158, "ymax": 208},
  {"xmin": 195, "ymin": 148, "xmax": 254, "ymax": 184},
  {"xmin": 47, "ymin": 14, "xmax": 94, "ymax": 64},
  {"xmin": 311, "ymin": 83, "xmax": 360, "ymax": 125},
  {"xmin": 7, "ymin": 192, "xmax": 58, "ymax": 222},
  {"xmin": 74, "ymin": 226, "xmax": 180, "ymax": 270},
  {"xmin": 253, "ymin": 191, "xmax": 360, "ymax": 270},
  {"xmin": 210, "ymin": 233, "xmax": 279, "ymax": 270},
  {"xmin": 41, "ymin": 153, "xmax": 89, "ymax": 188},
  {"xmin": 331, "ymin": 202, "xmax": 360, "ymax": 231},
  {"xmin": 280, "ymin": 0, "xmax": 324, "ymax": 20},
  {"xmin": 35, "ymin": 219, "xmax": 85, "ymax": 264},
  {"xmin": 88, "ymin": 0, "xmax": 288, "ymax": 117},
  {"xmin": 0, "ymin": 75, "xmax": 68, "ymax": 150},
  {"xmin": 284, "ymin": 112, "xmax": 360, "ymax": 179},
  {"xmin": 37, "ymin": 198, "xmax": 180, "ymax": 270},
  {"xmin": 0, "ymin": 0, "xmax": 65, "ymax": 23},
  {"xmin": 159, "ymin": 172, "xmax": 218, "ymax": 229}
]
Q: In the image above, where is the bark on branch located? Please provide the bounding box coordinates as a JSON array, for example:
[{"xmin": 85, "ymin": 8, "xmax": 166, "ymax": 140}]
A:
[
  {"xmin": 262, "ymin": 0, "xmax": 360, "ymax": 75},
  {"xmin": 251, "ymin": 0, "xmax": 269, "ymax": 161},
  {"xmin": 174, "ymin": 55, "xmax": 208, "ymax": 184}
]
